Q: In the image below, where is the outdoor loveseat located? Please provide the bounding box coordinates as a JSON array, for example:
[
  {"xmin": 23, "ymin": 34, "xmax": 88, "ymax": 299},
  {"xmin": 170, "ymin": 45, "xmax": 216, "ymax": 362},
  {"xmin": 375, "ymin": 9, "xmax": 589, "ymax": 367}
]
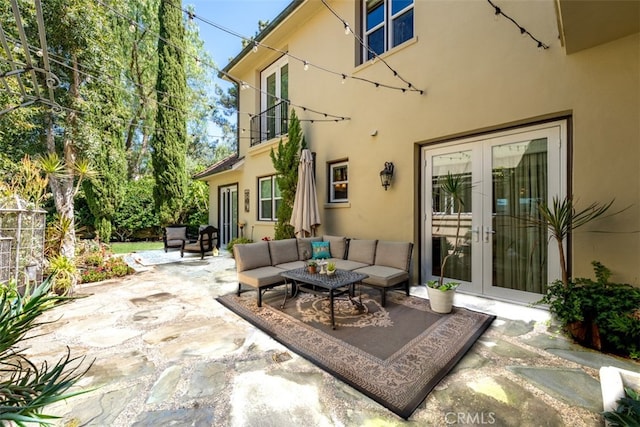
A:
[{"xmin": 233, "ymin": 236, "xmax": 413, "ymax": 307}]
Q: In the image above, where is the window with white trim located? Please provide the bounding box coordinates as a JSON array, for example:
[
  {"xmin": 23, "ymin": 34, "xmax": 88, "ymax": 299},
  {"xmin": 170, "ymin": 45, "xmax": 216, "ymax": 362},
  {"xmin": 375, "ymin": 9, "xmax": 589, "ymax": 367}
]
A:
[
  {"xmin": 329, "ymin": 161, "xmax": 349, "ymax": 203},
  {"xmin": 258, "ymin": 176, "xmax": 281, "ymax": 221},
  {"xmin": 363, "ymin": 0, "xmax": 414, "ymax": 61}
]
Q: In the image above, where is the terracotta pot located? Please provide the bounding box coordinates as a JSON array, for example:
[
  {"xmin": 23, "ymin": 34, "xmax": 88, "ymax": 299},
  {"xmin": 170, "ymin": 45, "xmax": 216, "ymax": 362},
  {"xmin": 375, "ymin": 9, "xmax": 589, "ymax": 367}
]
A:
[
  {"xmin": 427, "ymin": 287, "xmax": 455, "ymax": 314},
  {"xmin": 307, "ymin": 266, "xmax": 317, "ymax": 274}
]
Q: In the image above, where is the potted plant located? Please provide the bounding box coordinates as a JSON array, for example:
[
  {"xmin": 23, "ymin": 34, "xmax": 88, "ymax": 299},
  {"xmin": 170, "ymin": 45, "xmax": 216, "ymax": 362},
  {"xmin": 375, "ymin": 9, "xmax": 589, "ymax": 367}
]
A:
[
  {"xmin": 427, "ymin": 172, "xmax": 465, "ymax": 314},
  {"xmin": 326, "ymin": 262, "xmax": 336, "ymax": 276},
  {"xmin": 307, "ymin": 260, "xmax": 317, "ymax": 274}
]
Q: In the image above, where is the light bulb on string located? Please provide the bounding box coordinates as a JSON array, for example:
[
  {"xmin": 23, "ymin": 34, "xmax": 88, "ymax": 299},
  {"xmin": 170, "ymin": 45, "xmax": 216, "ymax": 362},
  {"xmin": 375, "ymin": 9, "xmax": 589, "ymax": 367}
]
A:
[
  {"xmin": 341, "ymin": 74, "xmax": 346, "ymax": 84},
  {"xmin": 520, "ymin": 27, "xmax": 527, "ymax": 37},
  {"xmin": 494, "ymin": 6, "xmax": 501, "ymax": 20},
  {"xmin": 252, "ymin": 42, "xmax": 258, "ymax": 53},
  {"xmin": 344, "ymin": 23, "xmax": 350, "ymax": 35},
  {"xmin": 36, "ymin": 49, "xmax": 43, "ymax": 57},
  {"xmin": 13, "ymin": 43, "xmax": 21, "ymax": 53},
  {"xmin": 303, "ymin": 61, "xmax": 309, "ymax": 71},
  {"xmin": 129, "ymin": 23, "xmax": 136, "ymax": 32}
]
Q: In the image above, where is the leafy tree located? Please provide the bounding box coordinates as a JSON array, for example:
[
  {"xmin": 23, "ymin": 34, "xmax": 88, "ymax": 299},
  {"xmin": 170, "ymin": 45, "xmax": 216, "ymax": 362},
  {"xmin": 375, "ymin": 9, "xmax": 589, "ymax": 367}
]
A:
[
  {"xmin": 270, "ymin": 109, "xmax": 306, "ymax": 239},
  {"xmin": 112, "ymin": 176, "xmax": 159, "ymax": 242},
  {"xmin": 152, "ymin": 0, "xmax": 188, "ymax": 225}
]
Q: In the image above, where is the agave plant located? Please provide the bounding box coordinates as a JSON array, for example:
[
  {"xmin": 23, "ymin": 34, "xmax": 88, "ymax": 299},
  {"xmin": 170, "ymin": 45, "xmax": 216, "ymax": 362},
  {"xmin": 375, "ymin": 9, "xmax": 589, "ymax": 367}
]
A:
[{"xmin": 0, "ymin": 277, "xmax": 92, "ymax": 425}]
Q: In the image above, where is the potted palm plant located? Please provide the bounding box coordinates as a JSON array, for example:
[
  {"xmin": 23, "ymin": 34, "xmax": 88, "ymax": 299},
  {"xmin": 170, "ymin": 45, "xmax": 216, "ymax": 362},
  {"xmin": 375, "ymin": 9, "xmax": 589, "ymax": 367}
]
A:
[{"xmin": 427, "ymin": 172, "xmax": 465, "ymax": 314}]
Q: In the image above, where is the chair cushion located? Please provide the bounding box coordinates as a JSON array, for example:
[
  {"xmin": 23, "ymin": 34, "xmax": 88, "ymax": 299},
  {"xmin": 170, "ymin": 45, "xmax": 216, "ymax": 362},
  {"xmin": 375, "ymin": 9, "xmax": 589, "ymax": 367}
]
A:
[
  {"xmin": 375, "ymin": 241, "xmax": 412, "ymax": 270},
  {"xmin": 269, "ymin": 239, "xmax": 299, "ymax": 265},
  {"xmin": 165, "ymin": 227, "xmax": 187, "ymax": 241},
  {"xmin": 323, "ymin": 235, "xmax": 347, "ymax": 259},
  {"xmin": 237, "ymin": 266, "xmax": 286, "ymax": 288},
  {"xmin": 354, "ymin": 265, "xmax": 409, "ymax": 287},
  {"xmin": 347, "ymin": 239, "xmax": 377, "ymax": 265},
  {"xmin": 297, "ymin": 237, "xmax": 322, "ymax": 260},
  {"xmin": 233, "ymin": 242, "xmax": 271, "ymax": 272},
  {"xmin": 165, "ymin": 239, "xmax": 184, "ymax": 247},
  {"xmin": 311, "ymin": 241, "xmax": 331, "ymax": 259}
]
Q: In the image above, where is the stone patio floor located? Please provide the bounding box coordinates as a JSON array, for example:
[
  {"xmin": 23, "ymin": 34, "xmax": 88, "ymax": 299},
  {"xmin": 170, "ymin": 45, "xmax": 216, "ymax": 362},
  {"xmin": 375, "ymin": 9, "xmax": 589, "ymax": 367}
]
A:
[{"xmin": 23, "ymin": 250, "xmax": 640, "ymax": 426}]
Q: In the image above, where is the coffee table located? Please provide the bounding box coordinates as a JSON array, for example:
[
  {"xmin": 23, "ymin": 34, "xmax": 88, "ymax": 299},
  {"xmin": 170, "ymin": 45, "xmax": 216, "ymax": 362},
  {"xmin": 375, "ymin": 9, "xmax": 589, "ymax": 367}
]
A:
[{"xmin": 280, "ymin": 267, "xmax": 368, "ymax": 329}]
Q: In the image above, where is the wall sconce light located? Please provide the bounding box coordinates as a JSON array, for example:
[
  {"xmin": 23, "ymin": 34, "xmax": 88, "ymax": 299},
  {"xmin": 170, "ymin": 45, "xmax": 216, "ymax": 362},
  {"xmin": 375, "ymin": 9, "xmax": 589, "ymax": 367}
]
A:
[{"xmin": 379, "ymin": 162, "xmax": 394, "ymax": 191}]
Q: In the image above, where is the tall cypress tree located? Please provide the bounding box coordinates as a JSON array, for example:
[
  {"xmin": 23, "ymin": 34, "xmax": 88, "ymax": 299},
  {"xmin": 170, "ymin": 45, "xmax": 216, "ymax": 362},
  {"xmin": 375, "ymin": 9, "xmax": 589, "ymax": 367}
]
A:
[{"xmin": 152, "ymin": 0, "xmax": 188, "ymax": 225}]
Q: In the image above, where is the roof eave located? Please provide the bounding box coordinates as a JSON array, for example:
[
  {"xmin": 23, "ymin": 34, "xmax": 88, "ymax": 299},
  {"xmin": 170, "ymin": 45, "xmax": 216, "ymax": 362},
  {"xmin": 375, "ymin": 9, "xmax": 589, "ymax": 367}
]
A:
[{"xmin": 220, "ymin": 0, "xmax": 305, "ymax": 78}]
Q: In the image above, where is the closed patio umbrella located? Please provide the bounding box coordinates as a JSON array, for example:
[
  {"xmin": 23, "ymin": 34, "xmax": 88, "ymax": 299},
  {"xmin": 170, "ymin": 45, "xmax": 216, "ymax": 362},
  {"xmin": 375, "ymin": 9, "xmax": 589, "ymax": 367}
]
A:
[{"xmin": 290, "ymin": 149, "xmax": 321, "ymax": 237}]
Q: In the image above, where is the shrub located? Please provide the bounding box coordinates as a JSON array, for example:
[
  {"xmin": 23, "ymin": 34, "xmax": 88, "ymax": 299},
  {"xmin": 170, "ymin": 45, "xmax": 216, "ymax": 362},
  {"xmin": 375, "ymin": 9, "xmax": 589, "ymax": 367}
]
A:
[
  {"xmin": 79, "ymin": 256, "xmax": 133, "ymax": 284},
  {"xmin": 539, "ymin": 261, "xmax": 640, "ymax": 358}
]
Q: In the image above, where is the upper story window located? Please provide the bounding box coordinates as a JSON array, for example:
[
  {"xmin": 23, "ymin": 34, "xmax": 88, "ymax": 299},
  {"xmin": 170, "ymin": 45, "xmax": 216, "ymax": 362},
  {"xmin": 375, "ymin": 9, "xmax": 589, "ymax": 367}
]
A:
[
  {"xmin": 258, "ymin": 175, "xmax": 281, "ymax": 221},
  {"xmin": 329, "ymin": 161, "xmax": 349, "ymax": 203},
  {"xmin": 259, "ymin": 56, "xmax": 289, "ymax": 142},
  {"xmin": 363, "ymin": 0, "xmax": 414, "ymax": 61}
]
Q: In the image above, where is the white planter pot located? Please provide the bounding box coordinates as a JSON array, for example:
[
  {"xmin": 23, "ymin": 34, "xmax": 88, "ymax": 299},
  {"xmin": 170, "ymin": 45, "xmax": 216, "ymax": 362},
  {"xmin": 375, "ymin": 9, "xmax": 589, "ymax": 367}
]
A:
[
  {"xmin": 427, "ymin": 287, "xmax": 455, "ymax": 314},
  {"xmin": 600, "ymin": 366, "xmax": 640, "ymax": 424}
]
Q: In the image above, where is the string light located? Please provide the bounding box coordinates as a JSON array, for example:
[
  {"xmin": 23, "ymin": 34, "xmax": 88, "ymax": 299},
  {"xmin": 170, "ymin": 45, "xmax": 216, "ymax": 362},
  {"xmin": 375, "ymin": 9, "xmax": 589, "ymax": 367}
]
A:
[
  {"xmin": 303, "ymin": 61, "xmax": 309, "ymax": 71},
  {"xmin": 252, "ymin": 42, "xmax": 258, "ymax": 53},
  {"xmin": 487, "ymin": 0, "xmax": 549, "ymax": 50},
  {"xmin": 164, "ymin": 0, "xmax": 422, "ymax": 95},
  {"xmin": 320, "ymin": 0, "xmax": 424, "ymax": 94},
  {"xmin": 95, "ymin": 0, "xmax": 351, "ymax": 123},
  {"xmin": 344, "ymin": 23, "xmax": 350, "ymax": 35}
]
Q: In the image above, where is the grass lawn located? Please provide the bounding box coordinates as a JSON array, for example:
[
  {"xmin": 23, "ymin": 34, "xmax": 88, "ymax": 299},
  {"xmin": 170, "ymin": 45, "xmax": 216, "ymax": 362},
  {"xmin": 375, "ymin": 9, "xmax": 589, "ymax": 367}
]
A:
[{"xmin": 110, "ymin": 241, "xmax": 164, "ymax": 254}]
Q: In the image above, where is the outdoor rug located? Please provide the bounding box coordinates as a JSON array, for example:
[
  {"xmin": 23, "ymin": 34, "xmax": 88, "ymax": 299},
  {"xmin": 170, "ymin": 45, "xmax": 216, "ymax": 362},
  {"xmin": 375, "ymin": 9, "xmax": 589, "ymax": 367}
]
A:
[{"xmin": 217, "ymin": 290, "xmax": 495, "ymax": 419}]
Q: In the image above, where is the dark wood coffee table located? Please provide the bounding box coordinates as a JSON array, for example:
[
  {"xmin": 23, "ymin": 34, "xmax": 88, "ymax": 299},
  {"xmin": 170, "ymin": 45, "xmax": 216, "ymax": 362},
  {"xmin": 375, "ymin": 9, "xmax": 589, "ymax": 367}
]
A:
[{"xmin": 280, "ymin": 267, "xmax": 368, "ymax": 329}]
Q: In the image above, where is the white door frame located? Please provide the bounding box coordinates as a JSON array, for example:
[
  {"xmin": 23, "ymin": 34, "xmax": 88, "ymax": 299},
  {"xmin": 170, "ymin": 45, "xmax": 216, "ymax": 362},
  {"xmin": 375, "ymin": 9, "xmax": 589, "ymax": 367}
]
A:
[{"xmin": 421, "ymin": 120, "xmax": 567, "ymax": 303}]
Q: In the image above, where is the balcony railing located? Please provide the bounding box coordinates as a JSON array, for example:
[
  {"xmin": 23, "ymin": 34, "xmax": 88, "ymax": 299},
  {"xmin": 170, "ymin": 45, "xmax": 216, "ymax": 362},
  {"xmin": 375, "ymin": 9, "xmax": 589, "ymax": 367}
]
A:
[{"xmin": 250, "ymin": 101, "xmax": 289, "ymax": 146}]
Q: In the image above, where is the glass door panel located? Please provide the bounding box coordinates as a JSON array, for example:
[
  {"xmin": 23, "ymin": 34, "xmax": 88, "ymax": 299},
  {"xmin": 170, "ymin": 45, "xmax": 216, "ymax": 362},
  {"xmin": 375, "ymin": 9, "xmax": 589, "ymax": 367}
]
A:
[
  {"xmin": 490, "ymin": 138, "xmax": 548, "ymax": 294},
  {"xmin": 431, "ymin": 151, "xmax": 473, "ymax": 284}
]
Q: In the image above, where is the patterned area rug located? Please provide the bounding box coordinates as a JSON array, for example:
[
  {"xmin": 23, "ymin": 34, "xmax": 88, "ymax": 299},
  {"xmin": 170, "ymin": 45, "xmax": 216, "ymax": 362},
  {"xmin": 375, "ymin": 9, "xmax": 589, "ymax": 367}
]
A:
[{"xmin": 217, "ymin": 290, "xmax": 495, "ymax": 419}]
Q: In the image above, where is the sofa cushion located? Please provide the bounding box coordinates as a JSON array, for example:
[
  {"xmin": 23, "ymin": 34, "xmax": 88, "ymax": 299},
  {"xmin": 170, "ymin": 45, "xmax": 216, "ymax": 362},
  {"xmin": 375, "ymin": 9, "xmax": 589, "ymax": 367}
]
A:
[
  {"xmin": 354, "ymin": 265, "xmax": 409, "ymax": 288},
  {"xmin": 311, "ymin": 241, "xmax": 331, "ymax": 259},
  {"xmin": 237, "ymin": 266, "xmax": 286, "ymax": 288},
  {"xmin": 274, "ymin": 260, "xmax": 306, "ymax": 271},
  {"xmin": 323, "ymin": 235, "xmax": 347, "ymax": 259},
  {"xmin": 165, "ymin": 226, "xmax": 187, "ymax": 241},
  {"xmin": 332, "ymin": 259, "xmax": 369, "ymax": 271},
  {"xmin": 268, "ymin": 239, "xmax": 299, "ymax": 265},
  {"xmin": 233, "ymin": 242, "xmax": 271, "ymax": 272},
  {"xmin": 297, "ymin": 237, "xmax": 322, "ymax": 260},
  {"xmin": 375, "ymin": 241, "xmax": 412, "ymax": 270},
  {"xmin": 347, "ymin": 239, "xmax": 377, "ymax": 265}
]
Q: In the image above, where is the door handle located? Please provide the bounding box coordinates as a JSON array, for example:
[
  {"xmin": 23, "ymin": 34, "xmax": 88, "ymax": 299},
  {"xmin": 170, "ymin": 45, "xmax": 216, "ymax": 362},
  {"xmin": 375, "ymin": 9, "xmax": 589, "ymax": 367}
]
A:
[{"xmin": 484, "ymin": 227, "xmax": 495, "ymax": 243}]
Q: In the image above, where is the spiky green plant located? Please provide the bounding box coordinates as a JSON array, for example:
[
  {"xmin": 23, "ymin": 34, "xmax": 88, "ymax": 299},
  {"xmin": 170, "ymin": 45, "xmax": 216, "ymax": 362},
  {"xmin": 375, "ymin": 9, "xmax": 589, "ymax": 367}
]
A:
[
  {"xmin": 428, "ymin": 172, "xmax": 467, "ymax": 290},
  {"xmin": 533, "ymin": 196, "xmax": 614, "ymax": 287},
  {"xmin": 0, "ymin": 277, "xmax": 92, "ymax": 425}
]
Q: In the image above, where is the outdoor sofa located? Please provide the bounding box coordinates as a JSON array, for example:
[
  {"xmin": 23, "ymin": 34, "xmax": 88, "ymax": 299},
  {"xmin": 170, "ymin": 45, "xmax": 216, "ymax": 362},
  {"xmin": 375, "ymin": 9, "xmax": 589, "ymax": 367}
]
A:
[{"xmin": 233, "ymin": 236, "xmax": 413, "ymax": 307}]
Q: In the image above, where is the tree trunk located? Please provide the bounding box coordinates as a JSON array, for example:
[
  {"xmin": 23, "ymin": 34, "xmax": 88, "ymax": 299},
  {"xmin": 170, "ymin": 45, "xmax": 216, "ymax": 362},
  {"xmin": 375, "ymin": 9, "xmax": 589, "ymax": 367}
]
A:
[{"xmin": 47, "ymin": 54, "xmax": 80, "ymax": 259}]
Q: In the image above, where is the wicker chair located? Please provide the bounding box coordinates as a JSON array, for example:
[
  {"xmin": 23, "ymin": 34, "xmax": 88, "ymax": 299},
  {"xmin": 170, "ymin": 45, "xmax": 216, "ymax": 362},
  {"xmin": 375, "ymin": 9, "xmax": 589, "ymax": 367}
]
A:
[{"xmin": 181, "ymin": 225, "xmax": 219, "ymax": 259}]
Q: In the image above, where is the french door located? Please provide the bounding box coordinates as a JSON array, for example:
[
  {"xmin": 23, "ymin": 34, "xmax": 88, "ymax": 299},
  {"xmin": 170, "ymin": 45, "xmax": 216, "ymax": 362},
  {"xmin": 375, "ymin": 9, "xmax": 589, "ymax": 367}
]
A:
[
  {"xmin": 261, "ymin": 57, "xmax": 288, "ymax": 140},
  {"xmin": 422, "ymin": 121, "xmax": 567, "ymax": 303},
  {"xmin": 219, "ymin": 185, "xmax": 238, "ymax": 247}
]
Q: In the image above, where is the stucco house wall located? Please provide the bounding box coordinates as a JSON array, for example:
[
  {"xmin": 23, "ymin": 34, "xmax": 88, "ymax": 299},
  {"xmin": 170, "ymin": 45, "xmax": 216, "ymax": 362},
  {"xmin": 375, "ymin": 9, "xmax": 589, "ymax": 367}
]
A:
[{"xmin": 200, "ymin": 0, "xmax": 639, "ymax": 291}]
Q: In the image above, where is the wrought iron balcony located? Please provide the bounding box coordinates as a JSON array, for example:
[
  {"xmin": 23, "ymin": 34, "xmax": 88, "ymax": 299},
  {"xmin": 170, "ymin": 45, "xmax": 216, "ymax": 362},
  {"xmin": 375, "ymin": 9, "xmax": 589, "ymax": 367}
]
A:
[{"xmin": 249, "ymin": 101, "xmax": 289, "ymax": 146}]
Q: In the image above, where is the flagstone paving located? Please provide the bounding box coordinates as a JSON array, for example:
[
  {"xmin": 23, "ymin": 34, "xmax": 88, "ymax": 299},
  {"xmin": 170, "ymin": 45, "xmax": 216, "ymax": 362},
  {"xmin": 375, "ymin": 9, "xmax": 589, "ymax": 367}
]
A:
[{"xmin": 22, "ymin": 250, "xmax": 639, "ymax": 426}]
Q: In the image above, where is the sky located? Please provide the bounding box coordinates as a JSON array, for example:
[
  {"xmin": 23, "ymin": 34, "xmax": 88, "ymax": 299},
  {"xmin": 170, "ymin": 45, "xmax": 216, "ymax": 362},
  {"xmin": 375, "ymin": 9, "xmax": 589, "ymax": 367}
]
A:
[{"xmin": 187, "ymin": 0, "xmax": 291, "ymax": 71}]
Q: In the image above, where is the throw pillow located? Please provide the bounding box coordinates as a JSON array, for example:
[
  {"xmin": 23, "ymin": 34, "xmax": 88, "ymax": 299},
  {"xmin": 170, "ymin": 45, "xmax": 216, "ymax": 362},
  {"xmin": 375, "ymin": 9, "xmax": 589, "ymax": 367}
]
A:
[{"xmin": 311, "ymin": 241, "xmax": 331, "ymax": 259}]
